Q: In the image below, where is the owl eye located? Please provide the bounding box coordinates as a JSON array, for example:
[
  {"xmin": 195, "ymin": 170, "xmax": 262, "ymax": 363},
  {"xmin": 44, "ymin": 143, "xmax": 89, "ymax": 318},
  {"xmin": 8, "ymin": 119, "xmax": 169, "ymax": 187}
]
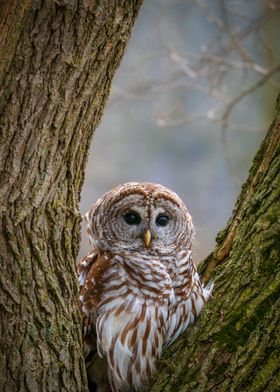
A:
[
  {"xmin": 123, "ymin": 211, "xmax": 141, "ymax": 225},
  {"xmin": 156, "ymin": 214, "xmax": 170, "ymax": 227}
]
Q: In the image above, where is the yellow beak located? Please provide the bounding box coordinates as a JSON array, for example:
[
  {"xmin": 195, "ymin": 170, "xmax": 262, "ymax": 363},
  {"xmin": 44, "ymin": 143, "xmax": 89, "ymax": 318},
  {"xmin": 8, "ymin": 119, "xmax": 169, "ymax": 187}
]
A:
[{"xmin": 143, "ymin": 230, "xmax": 151, "ymax": 247}]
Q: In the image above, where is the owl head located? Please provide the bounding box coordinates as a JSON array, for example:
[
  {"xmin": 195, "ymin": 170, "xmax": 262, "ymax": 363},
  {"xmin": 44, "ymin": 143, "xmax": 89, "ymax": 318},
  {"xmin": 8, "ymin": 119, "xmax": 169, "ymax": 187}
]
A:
[{"xmin": 85, "ymin": 182, "xmax": 194, "ymax": 256}]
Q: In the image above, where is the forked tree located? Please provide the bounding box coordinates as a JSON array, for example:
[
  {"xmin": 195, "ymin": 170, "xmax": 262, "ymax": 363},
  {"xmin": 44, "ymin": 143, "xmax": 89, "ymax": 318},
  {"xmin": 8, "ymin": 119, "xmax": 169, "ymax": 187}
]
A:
[{"xmin": 0, "ymin": 1, "xmax": 279, "ymax": 392}]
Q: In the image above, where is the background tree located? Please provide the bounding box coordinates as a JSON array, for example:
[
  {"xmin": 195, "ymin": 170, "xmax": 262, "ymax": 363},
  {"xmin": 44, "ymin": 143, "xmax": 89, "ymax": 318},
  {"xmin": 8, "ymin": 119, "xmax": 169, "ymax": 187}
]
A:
[
  {"xmin": 0, "ymin": 1, "xmax": 142, "ymax": 391},
  {"xmin": 79, "ymin": 0, "xmax": 280, "ymax": 264}
]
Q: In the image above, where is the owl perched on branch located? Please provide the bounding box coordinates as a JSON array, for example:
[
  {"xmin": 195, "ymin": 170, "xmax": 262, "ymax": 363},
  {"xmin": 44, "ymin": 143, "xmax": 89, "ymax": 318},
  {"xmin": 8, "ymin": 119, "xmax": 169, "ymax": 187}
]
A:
[{"xmin": 78, "ymin": 182, "xmax": 212, "ymax": 391}]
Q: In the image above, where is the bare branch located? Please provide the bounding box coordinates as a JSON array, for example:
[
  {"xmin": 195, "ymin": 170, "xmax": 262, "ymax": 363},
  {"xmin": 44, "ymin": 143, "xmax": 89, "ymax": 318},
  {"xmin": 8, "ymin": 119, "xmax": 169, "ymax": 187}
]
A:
[
  {"xmin": 221, "ymin": 63, "xmax": 280, "ymax": 132},
  {"xmin": 219, "ymin": 0, "xmax": 254, "ymax": 63}
]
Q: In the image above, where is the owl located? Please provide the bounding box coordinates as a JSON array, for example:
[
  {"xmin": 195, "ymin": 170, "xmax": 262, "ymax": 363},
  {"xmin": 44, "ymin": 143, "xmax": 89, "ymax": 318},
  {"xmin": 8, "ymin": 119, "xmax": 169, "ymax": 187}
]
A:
[{"xmin": 78, "ymin": 182, "xmax": 212, "ymax": 392}]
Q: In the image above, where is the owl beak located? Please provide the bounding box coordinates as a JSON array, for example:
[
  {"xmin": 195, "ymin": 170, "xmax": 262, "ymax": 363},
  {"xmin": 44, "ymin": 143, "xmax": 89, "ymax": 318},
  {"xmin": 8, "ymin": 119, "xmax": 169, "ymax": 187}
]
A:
[{"xmin": 143, "ymin": 230, "xmax": 151, "ymax": 247}]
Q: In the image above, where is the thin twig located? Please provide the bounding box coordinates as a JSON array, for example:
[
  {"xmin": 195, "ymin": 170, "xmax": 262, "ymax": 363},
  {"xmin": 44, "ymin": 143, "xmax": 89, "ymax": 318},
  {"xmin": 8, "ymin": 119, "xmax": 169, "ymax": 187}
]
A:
[
  {"xmin": 219, "ymin": 0, "xmax": 253, "ymax": 63},
  {"xmin": 221, "ymin": 63, "xmax": 280, "ymax": 132},
  {"xmin": 219, "ymin": 63, "xmax": 280, "ymax": 184}
]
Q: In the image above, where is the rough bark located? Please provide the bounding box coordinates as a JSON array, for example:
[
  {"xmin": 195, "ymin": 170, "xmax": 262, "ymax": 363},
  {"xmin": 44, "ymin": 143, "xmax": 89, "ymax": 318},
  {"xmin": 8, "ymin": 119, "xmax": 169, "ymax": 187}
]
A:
[
  {"xmin": 0, "ymin": 1, "xmax": 142, "ymax": 391},
  {"xmin": 147, "ymin": 97, "xmax": 280, "ymax": 391}
]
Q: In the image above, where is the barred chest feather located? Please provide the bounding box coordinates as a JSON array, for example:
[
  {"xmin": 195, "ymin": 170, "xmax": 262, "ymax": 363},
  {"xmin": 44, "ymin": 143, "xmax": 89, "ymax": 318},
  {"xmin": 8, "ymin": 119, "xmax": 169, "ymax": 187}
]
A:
[{"xmin": 79, "ymin": 249, "xmax": 211, "ymax": 391}]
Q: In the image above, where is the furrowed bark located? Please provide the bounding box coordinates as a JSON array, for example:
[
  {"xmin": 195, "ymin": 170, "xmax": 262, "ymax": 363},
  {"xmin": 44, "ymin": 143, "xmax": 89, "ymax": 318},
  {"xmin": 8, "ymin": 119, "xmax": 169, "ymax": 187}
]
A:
[
  {"xmin": 0, "ymin": 1, "xmax": 142, "ymax": 391},
  {"xmin": 147, "ymin": 96, "xmax": 280, "ymax": 392}
]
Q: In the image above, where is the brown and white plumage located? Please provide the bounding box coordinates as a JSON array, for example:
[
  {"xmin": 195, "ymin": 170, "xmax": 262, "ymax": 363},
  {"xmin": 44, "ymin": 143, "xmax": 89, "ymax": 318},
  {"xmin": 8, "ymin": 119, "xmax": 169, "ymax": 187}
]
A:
[{"xmin": 78, "ymin": 182, "xmax": 212, "ymax": 391}]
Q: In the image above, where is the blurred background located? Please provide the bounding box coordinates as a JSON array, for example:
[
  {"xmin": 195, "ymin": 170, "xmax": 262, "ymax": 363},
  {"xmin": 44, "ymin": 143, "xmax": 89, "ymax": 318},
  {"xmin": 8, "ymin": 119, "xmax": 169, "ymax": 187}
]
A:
[{"xmin": 79, "ymin": 0, "xmax": 280, "ymax": 264}]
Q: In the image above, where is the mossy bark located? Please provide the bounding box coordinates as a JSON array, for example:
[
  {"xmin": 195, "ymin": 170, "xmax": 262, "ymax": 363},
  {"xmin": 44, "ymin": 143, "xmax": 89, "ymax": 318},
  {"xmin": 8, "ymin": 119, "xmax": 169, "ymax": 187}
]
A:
[
  {"xmin": 0, "ymin": 1, "xmax": 142, "ymax": 391},
  {"xmin": 147, "ymin": 98, "xmax": 280, "ymax": 391}
]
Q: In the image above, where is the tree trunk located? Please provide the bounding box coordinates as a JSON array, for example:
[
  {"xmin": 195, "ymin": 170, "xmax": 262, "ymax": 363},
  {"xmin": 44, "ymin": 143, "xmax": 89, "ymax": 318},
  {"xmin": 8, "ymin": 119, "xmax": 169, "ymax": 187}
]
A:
[
  {"xmin": 147, "ymin": 97, "xmax": 280, "ymax": 391},
  {"xmin": 0, "ymin": 1, "xmax": 142, "ymax": 391}
]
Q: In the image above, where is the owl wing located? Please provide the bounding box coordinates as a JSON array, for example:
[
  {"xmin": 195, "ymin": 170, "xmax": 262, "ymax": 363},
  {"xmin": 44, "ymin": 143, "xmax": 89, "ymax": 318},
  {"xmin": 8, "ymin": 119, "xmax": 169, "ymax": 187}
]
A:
[
  {"xmin": 78, "ymin": 250, "xmax": 113, "ymax": 333},
  {"xmin": 78, "ymin": 251, "xmax": 115, "ymax": 386},
  {"xmin": 164, "ymin": 250, "xmax": 212, "ymax": 348}
]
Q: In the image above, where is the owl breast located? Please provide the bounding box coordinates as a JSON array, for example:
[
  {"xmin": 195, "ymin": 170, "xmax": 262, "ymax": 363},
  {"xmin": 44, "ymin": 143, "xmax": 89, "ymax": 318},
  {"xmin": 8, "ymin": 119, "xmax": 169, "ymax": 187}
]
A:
[
  {"xmin": 93, "ymin": 252, "xmax": 175, "ymax": 391},
  {"xmin": 79, "ymin": 247, "xmax": 211, "ymax": 392}
]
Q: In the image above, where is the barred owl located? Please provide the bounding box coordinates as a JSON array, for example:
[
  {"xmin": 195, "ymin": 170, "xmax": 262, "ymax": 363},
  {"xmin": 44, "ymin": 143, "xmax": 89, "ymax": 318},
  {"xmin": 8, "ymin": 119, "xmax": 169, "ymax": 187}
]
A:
[{"xmin": 78, "ymin": 182, "xmax": 212, "ymax": 391}]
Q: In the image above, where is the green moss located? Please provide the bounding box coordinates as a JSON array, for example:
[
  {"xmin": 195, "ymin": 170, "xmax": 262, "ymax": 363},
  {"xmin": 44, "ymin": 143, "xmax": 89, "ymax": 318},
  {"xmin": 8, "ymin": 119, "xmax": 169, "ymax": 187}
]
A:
[{"xmin": 215, "ymin": 228, "xmax": 229, "ymax": 244}]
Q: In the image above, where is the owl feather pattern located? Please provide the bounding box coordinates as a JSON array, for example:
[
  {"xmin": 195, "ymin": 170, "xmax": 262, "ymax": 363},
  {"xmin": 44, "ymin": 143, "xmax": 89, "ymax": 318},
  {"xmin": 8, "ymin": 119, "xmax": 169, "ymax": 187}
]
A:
[{"xmin": 78, "ymin": 182, "xmax": 212, "ymax": 391}]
